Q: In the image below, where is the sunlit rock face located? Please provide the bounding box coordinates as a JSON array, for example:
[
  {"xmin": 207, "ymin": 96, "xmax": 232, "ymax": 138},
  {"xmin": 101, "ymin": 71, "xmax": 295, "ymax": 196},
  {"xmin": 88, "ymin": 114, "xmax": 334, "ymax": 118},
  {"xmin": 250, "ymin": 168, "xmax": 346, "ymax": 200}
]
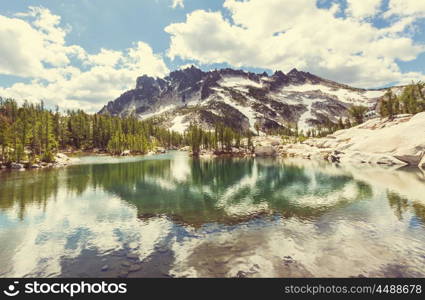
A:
[
  {"xmin": 99, "ymin": 66, "xmax": 387, "ymax": 133},
  {"xmin": 0, "ymin": 152, "xmax": 425, "ymax": 278},
  {"xmin": 283, "ymin": 112, "xmax": 425, "ymax": 167}
]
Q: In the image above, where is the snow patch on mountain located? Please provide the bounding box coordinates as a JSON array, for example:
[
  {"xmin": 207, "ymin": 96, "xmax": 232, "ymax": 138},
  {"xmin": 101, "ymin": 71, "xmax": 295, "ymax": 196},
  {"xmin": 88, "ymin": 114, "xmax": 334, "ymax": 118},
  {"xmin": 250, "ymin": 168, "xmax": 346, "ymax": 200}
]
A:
[
  {"xmin": 215, "ymin": 89, "xmax": 258, "ymax": 132},
  {"xmin": 297, "ymin": 97, "xmax": 328, "ymax": 130},
  {"xmin": 219, "ymin": 76, "xmax": 263, "ymax": 89},
  {"xmin": 139, "ymin": 104, "xmax": 177, "ymax": 120},
  {"xmin": 261, "ymin": 76, "xmax": 274, "ymax": 82},
  {"xmin": 170, "ymin": 115, "xmax": 189, "ymax": 133},
  {"xmin": 284, "ymin": 84, "xmax": 384, "ymax": 107}
]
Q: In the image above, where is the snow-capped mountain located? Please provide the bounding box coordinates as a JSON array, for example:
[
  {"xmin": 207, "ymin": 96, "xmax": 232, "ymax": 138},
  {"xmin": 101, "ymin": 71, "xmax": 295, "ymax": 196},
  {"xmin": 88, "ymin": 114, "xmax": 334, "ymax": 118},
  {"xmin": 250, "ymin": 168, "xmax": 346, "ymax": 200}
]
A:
[{"xmin": 99, "ymin": 66, "xmax": 387, "ymax": 133}]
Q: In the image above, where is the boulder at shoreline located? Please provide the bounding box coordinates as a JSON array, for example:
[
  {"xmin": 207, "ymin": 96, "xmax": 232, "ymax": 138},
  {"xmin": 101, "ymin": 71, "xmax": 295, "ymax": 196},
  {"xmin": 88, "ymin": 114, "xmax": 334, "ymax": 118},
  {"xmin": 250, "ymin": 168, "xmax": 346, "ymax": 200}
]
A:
[{"xmin": 281, "ymin": 113, "xmax": 425, "ymax": 168}]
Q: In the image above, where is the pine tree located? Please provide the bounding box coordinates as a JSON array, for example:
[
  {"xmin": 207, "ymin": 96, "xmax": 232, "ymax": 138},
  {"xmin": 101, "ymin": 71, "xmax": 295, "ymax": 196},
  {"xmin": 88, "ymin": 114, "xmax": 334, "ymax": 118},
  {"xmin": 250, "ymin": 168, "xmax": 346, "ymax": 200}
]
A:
[
  {"xmin": 348, "ymin": 105, "xmax": 368, "ymax": 124},
  {"xmin": 187, "ymin": 124, "xmax": 202, "ymax": 156},
  {"xmin": 254, "ymin": 123, "xmax": 260, "ymax": 136},
  {"xmin": 53, "ymin": 105, "xmax": 61, "ymax": 146},
  {"xmin": 247, "ymin": 132, "xmax": 253, "ymax": 152},
  {"xmin": 40, "ymin": 110, "xmax": 56, "ymax": 162},
  {"xmin": 338, "ymin": 117, "xmax": 344, "ymax": 129},
  {"xmin": 379, "ymin": 100, "xmax": 388, "ymax": 118},
  {"xmin": 0, "ymin": 114, "xmax": 10, "ymax": 162}
]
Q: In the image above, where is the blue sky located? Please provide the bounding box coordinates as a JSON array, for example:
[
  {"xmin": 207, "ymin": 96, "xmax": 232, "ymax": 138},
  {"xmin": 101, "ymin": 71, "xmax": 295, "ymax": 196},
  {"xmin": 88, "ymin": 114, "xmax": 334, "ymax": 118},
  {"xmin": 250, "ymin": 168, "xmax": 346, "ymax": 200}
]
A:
[
  {"xmin": 0, "ymin": 0, "xmax": 425, "ymax": 111},
  {"xmin": 0, "ymin": 0, "xmax": 235, "ymax": 78}
]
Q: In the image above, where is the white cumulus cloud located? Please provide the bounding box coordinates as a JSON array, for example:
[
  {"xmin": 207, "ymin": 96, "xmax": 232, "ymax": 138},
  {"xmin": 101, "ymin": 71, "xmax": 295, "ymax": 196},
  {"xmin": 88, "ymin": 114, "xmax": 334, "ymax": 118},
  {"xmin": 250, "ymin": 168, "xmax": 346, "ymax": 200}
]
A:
[
  {"xmin": 346, "ymin": 0, "xmax": 382, "ymax": 19},
  {"xmin": 171, "ymin": 0, "xmax": 184, "ymax": 9},
  {"xmin": 0, "ymin": 15, "xmax": 46, "ymax": 77},
  {"xmin": 384, "ymin": 0, "xmax": 425, "ymax": 18},
  {"xmin": 0, "ymin": 7, "xmax": 169, "ymax": 112},
  {"xmin": 165, "ymin": 0, "xmax": 425, "ymax": 87}
]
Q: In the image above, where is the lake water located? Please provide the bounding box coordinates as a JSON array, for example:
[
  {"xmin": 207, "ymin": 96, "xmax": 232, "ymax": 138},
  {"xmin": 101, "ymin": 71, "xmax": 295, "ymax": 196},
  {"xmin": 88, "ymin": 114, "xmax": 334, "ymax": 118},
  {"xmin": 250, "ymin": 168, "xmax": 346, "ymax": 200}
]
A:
[{"xmin": 0, "ymin": 151, "xmax": 424, "ymax": 278}]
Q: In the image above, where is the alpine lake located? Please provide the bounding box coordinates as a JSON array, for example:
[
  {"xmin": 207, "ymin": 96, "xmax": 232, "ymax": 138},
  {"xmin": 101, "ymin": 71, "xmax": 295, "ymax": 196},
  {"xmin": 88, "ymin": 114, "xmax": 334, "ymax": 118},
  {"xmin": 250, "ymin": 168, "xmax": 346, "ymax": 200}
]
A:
[{"xmin": 0, "ymin": 151, "xmax": 424, "ymax": 278}]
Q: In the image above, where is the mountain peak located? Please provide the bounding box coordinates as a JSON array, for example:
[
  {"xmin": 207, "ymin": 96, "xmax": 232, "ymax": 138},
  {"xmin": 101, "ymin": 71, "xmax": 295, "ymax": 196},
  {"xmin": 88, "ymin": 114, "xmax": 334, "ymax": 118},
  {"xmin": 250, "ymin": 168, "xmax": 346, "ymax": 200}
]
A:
[
  {"xmin": 286, "ymin": 68, "xmax": 325, "ymax": 84},
  {"xmin": 288, "ymin": 68, "xmax": 299, "ymax": 75},
  {"xmin": 273, "ymin": 70, "xmax": 286, "ymax": 77},
  {"xmin": 169, "ymin": 65, "xmax": 203, "ymax": 77},
  {"xmin": 100, "ymin": 66, "xmax": 387, "ymax": 133},
  {"xmin": 136, "ymin": 75, "xmax": 156, "ymax": 89}
]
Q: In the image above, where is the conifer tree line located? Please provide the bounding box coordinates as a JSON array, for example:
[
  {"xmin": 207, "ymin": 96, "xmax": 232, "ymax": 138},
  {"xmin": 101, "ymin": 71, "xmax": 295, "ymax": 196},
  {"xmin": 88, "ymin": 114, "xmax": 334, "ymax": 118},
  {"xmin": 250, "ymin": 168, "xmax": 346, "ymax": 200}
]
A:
[
  {"xmin": 185, "ymin": 123, "xmax": 251, "ymax": 156},
  {"xmin": 300, "ymin": 105, "xmax": 367, "ymax": 139},
  {"xmin": 305, "ymin": 107, "xmax": 361, "ymax": 139},
  {"xmin": 379, "ymin": 82, "xmax": 425, "ymax": 118},
  {"xmin": 303, "ymin": 82, "xmax": 425, "ymax": 138},
  {"xmin": 276, "ymin": 113, "xmax": 356, "ymax": 141},
  {"xmin": 0, "ymin": 98, "xmax": 185, "ymax": 164},
  {"xmin": 0, "ymin": 98, "xmax": 253, "ymax": 163},
  {"xmin": 2, "ymin": 82, "xmax": 423, "ymax": 164}
]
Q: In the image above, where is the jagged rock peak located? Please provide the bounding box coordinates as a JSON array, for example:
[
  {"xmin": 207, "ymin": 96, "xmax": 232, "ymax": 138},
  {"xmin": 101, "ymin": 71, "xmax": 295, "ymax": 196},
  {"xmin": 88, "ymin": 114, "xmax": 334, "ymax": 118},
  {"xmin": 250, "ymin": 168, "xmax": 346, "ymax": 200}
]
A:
[
  {"xmin": 136, "ymin": 75, "xmax": 156, "ymax": 89},
  {"xmin": 286, "ymin": 68, "xmax": 325, "ymax": 85},
  {"xmin": 168, "ymin": 65, "xmax": 204, "ymax": 80},
  {"xmin": 272, "ymin": 70, "xmax": 287, "ymax": 78},
  {"xmin": 99, "ymin": 66, "xmax": 389, "ymax": 134},
  {"xmin": 287, "ymin": 68, "xmax": 299, "ymax": 75}
]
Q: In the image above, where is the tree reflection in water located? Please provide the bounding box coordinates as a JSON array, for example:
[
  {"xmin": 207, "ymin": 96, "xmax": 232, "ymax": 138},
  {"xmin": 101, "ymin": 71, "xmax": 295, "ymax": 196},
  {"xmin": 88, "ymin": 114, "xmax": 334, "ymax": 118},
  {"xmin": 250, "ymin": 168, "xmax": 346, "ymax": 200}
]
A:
[
  {"xmin": 0, "ymin": 155, "xmax": 375, "ymax": 225},
  {"xmin": 1, "ymin": 152, "xmax": 425, "ymax": 278}
]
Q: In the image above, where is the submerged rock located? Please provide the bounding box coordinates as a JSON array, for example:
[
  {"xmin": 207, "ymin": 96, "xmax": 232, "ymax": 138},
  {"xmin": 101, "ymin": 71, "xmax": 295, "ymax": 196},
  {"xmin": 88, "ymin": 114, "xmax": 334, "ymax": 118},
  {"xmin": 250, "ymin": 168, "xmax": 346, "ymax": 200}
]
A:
[
  {"xmin": 126, "ymin": 253, "xmax": 139, "ymax": 260},
  {"xmin": 10, "ymin": 163, "xmax": 24, "ymax": 170},
  {"xmin": 121, "ymin": 261, "xmax": 131, "ymax": 267},
  {"xmin": 128, "ymin": 264, "xmax": 142, "ymax": 272},
  {"xmin": 118, "ymin": 270, "xmax": 128, "ymax": 278}
]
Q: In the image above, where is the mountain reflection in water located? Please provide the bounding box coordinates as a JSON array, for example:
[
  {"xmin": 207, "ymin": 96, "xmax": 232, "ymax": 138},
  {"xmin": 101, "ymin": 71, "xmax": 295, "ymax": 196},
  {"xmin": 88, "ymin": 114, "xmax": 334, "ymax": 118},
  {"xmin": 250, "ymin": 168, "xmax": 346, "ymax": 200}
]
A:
[{"xmin": 0, "ymin": 151, "xmax": 424, "ymax": 278}]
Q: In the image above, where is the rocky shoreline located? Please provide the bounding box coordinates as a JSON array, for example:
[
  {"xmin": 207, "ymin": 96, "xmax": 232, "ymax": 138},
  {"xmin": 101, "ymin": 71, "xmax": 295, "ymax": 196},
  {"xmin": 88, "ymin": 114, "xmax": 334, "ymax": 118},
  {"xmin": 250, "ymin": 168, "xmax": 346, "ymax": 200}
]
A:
[
  {"xmin": 280, "ymin": 113, "xmax": 425, "ymax": 169},
  {"xmin": 3, "ymin": 113, "xmax": 424, "ymax": 171},
  {"xmin": 197, "ymin": 113, "xmax": 425, "ymax": 170},
  {"xmin": 0, "ymin": 146, "xmax": 171, "ymax": 171},
  {"xmin": 0, "ymin": 153, "xmax": 80, "ymax": 171}
]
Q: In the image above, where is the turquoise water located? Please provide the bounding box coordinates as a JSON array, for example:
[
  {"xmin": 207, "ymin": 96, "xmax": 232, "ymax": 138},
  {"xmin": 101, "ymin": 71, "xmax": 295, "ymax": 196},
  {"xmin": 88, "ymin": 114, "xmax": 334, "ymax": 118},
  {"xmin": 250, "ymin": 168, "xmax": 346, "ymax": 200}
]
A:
[{"xmin": 0, "ymin": 151, "xmax": 424, "ymax": 277}]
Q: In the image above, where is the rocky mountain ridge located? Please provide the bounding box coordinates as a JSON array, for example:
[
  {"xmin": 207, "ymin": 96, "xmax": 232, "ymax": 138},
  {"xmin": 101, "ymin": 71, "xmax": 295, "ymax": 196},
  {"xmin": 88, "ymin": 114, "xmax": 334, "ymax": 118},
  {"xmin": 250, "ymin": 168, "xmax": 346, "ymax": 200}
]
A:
[{"xmin": 99, "ymin": 66, "xmax": 389, "ymax": 134}]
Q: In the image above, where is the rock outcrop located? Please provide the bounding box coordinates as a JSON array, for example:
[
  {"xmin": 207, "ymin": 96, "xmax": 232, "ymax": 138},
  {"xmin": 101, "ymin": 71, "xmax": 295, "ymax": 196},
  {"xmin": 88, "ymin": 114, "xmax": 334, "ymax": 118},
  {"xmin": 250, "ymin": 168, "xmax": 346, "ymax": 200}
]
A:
[
  {"xmin": 121, "ymin": 150, "xmax": 131, "ymax": 156},
  {"xmin": 10, "ymin": 163, "xmax": 25, "ymax": 170},
  {"xmin": 419, "ymin": 155, "xmax": 425, "ymax": 169},
  {"xmin": 0, "ymin": 153, "xmax": 79, "ymax": 171},
  {"xmin": 54, "ymin": 153, "xmax": 79, "ymax": 167},
  {"xmin": 281, "ymin": 113, "xmax": 425, "ymax": 168},
  {"xmin": 254, "ymin": 146, "xmax": 277, "ymax": 157}
]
